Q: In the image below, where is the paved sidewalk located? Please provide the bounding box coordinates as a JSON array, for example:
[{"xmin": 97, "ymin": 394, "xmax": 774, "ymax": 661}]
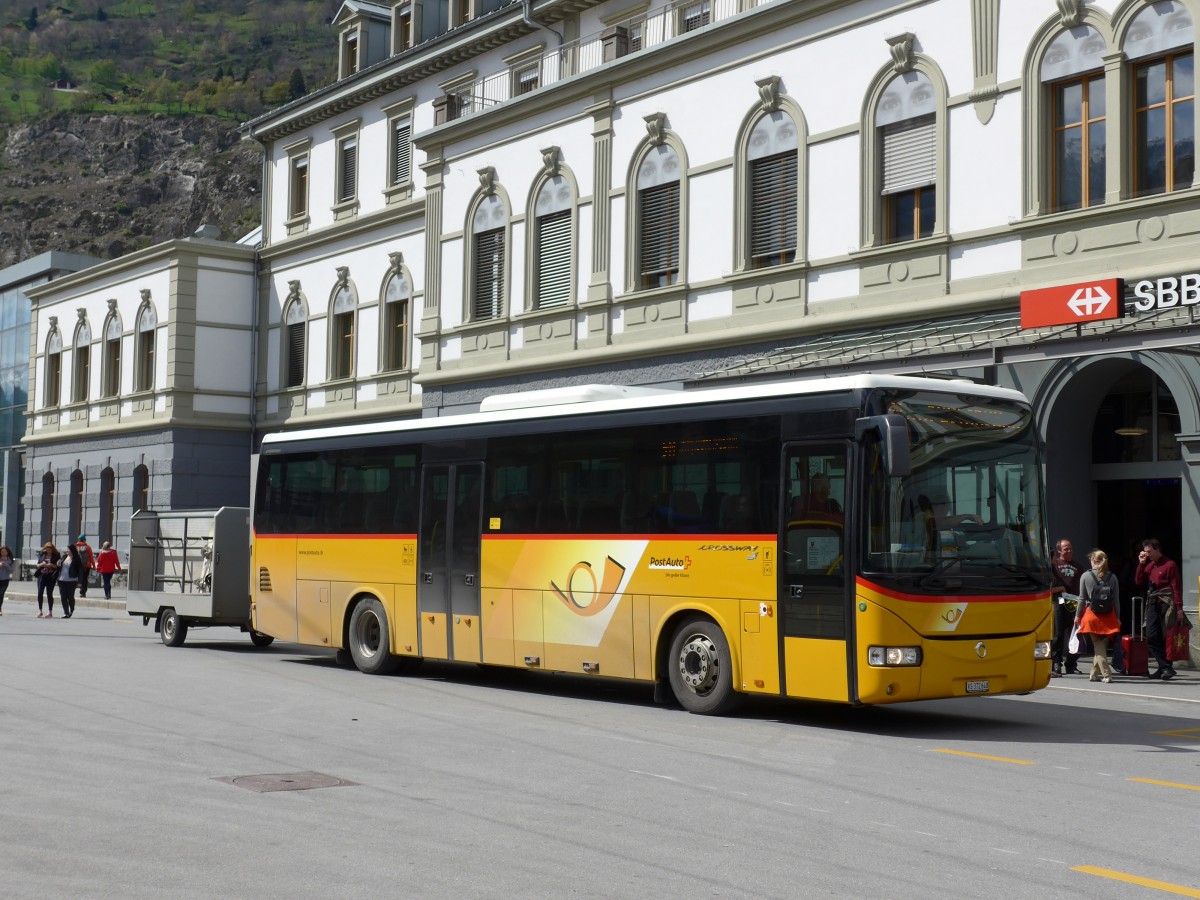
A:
[{"xmin": 2, "ymin": 578, "xmax": 126, "ymax": 612}]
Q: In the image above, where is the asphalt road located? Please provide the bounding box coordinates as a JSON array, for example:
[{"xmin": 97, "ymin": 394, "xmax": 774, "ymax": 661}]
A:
[{"xmin": 2, "ymin": 596, "xmax": 1197, "ymax": 899}]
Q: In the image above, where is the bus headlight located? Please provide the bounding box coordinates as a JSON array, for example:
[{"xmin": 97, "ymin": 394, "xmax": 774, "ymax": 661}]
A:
[
  {"xmin": 1034, "ymin": 641, "xmax": 1052, "ymax": 660},
  {"xmin": 868, "ymin": 646, "xmax": 922, "ymax": 667}
]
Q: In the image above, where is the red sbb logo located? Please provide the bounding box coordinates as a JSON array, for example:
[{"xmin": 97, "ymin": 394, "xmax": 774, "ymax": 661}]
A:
[{"xmin": 1020, "ymin": 278, "xmax": 1124, "ymax": 329}]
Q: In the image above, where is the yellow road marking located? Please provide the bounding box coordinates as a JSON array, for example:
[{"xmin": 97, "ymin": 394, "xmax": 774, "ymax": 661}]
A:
[
  {"xmin": 1073, "ymin": 866, "xmax": 1200, "ymax": 897},
  {"xmin": 931, "ymin": 749, "xmax": 1035, "ymax": 765},
  {"xmin": 1129, "ymin": 777, "xmax": 1200, "ymax": 792},
  {"xmin": 1153, "ymin": 728, "xmax": 1200, "ymax": 740}
]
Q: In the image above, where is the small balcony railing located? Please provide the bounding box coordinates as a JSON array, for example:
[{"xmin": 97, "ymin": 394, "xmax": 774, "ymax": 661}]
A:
[{"xmin": 435, "ymin": 0, "xmax": 771, "ymax": 124}]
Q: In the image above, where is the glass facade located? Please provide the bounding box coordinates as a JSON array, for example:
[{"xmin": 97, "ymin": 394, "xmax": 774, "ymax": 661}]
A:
[{"xmin": 0, "ymin": 283, "xmax": 32, "ymax": 452}]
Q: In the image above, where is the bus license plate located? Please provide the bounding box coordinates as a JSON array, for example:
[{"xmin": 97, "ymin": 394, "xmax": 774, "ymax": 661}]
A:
[{"xmin": 966, "ymin": 680, "xmax": 990, "ymax": 694}]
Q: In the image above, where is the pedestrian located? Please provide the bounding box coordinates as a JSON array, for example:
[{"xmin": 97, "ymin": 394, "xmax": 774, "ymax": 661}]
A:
[
  {"xmin": 0, "ymin": 544, "xmax": 13, "ymax": 615},
  {"xmin": 95, "ymin": 541, "xmax": 122, "ymax": 600},
  {"xmin": 1134, "ymin": 537, "xmax": 1184, "ymax": 680},
  {"xmin": 1050, "ymin": 538, "xmax": 1087, "ymax": 676},
  {"xmin": 35, "ymin": 542, "xmax": 60, "ymax": 618},
  {"xmin": 73, "ymin": 534, "xmax": 95, "ymax": 598},
  {"xmin": 57, "ymin": 545, "xmax": 80, "ymax": 618},
  {"xmin": 1076, "ymin": 549, "xmax": 1121, "ymax": 683}
]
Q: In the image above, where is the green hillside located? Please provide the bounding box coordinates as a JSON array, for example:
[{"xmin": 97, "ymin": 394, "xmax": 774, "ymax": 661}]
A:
[{"xmin": 0, "ymin": 0, "xmax": 340, "ymax": 124}]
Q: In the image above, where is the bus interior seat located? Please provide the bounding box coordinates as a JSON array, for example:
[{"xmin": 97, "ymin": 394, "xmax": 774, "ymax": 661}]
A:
[
  {"xmin": 668, "ymin": 490, "xmax": 702, "ymax": 531},
  {"xmin": 576, "ymin": 498, "xmax": 618, "ymax": 533},
  {"xmin": 536, "ymin": 499, "xmax": 569, "ymax": 533},
  {"xmin": 620, "ymin": 491, "xmax": 651, "ymax": 532},
  {"xmin": 720, "ymin": 493, "xmax": 758, "ymax": 532}
]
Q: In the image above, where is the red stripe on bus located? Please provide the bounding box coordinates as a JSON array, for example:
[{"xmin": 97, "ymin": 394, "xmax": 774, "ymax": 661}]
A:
[
  {"xmin": 481, "ymin": 533, "xmax": 777, "ymax": 541},
  {"xmin": 857, "ymin": 576, "xmax": 1049, "ymax": 604},
  {"xmin": 253, "ymin": 533, "xmax": 418, "ymax": 540}
]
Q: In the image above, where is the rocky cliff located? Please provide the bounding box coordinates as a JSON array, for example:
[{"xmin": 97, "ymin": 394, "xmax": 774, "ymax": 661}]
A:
[{"xmin": 0, "ymin": 112, "xmax": 262, "ymax": 266}]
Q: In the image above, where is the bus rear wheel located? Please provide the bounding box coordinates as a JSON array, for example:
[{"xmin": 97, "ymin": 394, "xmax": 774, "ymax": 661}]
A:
[
  {"xmin": 668, "ymin": 617, "xmax": 740, "ymax": 715},
  {"xmin": 348, "ymin": 598, "xmax": 401, "ymax": 675}
]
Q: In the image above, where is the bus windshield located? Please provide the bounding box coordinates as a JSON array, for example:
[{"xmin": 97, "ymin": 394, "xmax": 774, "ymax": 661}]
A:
[{"xmin": 864, "ymin": 391, "xmax": 1051, "ymax": 592}]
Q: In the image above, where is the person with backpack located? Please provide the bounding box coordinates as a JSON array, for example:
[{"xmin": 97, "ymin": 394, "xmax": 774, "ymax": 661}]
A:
[{"xmin": 1075, "ymin": 548, "xmax": 1121, "ymax": 683}]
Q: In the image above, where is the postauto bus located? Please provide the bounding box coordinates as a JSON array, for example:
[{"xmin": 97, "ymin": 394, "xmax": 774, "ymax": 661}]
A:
[{"xmin": 250, "ymin": 375, "xmax": 1053, "ymax": 714}]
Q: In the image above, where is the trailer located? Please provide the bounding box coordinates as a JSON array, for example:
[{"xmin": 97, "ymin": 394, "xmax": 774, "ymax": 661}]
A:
[{"xmin": 126, "ymin": 507, "xmax": 272, "ymax": 648}]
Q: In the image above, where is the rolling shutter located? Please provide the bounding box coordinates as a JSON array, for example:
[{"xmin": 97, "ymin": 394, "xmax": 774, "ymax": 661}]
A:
[
  {"xmin": 881, "ymin": 114, "xmax": 935, "ymax": 195},
  {"xmin": 473, "ymin": 228, "xmax": 505, "ymax": 320},
  {"xmin": 536, "ymin": 210, "xmax": 572, "ymax": 308},
  {"xmin": 339, "ymin": 139, "xmax": 357, "ymax": 202},
  {"xmin": 749, "ymin": 152, "xmax": 797, "ymax": 263},
  {"xmin": 392, "ymin": 121, "xmax": 411, "ymax": 186},
  {"xmin": 638, "ymin": 182, "xmax": 680, "ymax": 284},
  {"xmin": 286, "ymin": 322, "xmax": 305, "ymax": 387}
]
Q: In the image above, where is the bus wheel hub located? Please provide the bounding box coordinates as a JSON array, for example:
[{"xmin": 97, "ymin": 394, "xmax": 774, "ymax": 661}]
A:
[{"xmin": 679, "ymin": 635, "xmax": 719, "ymax": 692}]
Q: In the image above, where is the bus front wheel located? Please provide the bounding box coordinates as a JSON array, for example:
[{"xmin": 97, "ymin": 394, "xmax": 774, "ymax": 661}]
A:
[
  {"xmin": 668, "ymin": 617, "xmax": 740, "ymax": 715},
  {"xmin": 249, "ymin": 631, "xmax": 274, "ymax": 648},
  {"xmin": 160, "ymin": 608, "xmax": 187, "ymax": 647},
  {"xmin": 348, "ymin": 598, "xmax": 401, "ymax": 675}
]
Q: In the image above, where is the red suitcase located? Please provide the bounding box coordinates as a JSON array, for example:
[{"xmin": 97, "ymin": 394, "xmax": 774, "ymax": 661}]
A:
[{"xmin": 1122, "ymin": 596, "xmax": 1149, "ymax": 677}]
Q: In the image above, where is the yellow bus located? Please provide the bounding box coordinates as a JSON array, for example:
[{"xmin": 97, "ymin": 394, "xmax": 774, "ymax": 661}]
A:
[{"xmin": 251, "ymin": 375, "xmax": 1053, "ymax": 714}]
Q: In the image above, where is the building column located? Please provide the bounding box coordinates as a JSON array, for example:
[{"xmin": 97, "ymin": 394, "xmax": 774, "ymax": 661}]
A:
[{"xmin": 587, "ymin": 93, "xmax": 615, "ymax": 304}]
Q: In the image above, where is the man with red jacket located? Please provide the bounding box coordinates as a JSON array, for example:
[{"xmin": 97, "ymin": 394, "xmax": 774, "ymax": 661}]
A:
[{"xmin": 1134, "ymin": 538, "xmax": 1183, "ymax": 680}]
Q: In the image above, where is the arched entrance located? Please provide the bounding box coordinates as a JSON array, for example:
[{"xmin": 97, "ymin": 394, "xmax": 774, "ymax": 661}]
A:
[{"xmin": 1034, "ymin": 353, "xmax": 1197, "ymax": 629}]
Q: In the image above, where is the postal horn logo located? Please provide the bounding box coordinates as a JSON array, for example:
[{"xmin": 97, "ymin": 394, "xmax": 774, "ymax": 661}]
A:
[{"xmin": 550, "ymin": 556, "xmax": 627, "ymax": 618}]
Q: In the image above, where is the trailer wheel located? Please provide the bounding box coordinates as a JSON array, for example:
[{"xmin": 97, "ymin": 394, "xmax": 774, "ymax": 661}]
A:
[
  {"xmin": 667, "ymin": 617, "xmax": 740, "ymax": 715},
  {"xmin": 348, "ymin": 598, "xmax": 401, "ymax": 675},
  {"xmin": 160, "ymin": 608, "xmax": 187, "ymax": 647},
  {"xmin": 249, "ymin": 631, "xmax": 274, "ymax": 648}
]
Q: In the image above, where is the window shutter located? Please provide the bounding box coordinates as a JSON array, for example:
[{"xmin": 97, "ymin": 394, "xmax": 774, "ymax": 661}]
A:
[
  {"xmin": 536, "ymin": 210, "xmax": 572, "ymax": 308},
  {"xmin": 749, "ymin": 152, "xmax": 797, "ymax": 263},
  {"xmin": 287, "ymin": 322, "xmax": 305, "ymax": 387},
  {"xmin": 392, "ymin": 121, "xmax": 411, "ymax": 186},
  {"xmin": 340, "ymin": 139, "xmax": 357, "ymax": 202},
  {"xmin": 881, "ymin": 114, "xmax": 936, "ymax": 195},
  {"xmin": 638, "ymin": 182, "xmax": 680, "ymax": 283},
  {"xmin": 473, "ymin": 228, "xmax": 505, "ymax": 320}
]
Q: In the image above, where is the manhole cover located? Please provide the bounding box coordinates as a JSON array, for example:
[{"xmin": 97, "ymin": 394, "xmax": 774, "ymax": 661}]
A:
[{"xmin": 213, "ymin": 771, "xmax": 357, "ymax": 793}]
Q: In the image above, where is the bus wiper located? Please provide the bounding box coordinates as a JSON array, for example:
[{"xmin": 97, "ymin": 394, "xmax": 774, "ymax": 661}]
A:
[
  {"xmin": 996, "ymin": 563, "xmax": 1052, "ymax": 588},
  {"xmin": 914, "ymin": 557, "xmax": 961, "ymax": 587}
]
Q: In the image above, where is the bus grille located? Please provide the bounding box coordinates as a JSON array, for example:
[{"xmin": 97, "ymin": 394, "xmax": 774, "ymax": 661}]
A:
[{"xmin": 258, "ymin": 567, "xmax": 272, "ymax": 592}]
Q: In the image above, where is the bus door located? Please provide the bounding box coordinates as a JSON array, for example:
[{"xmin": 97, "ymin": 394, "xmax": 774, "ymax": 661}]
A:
[
  {"xmin": 780, "ymin": 442, "xmax": 851, "ymax": 702},
  {"xmin": 418, "ymin": 462, "xmax": 483, "ymax": 663}
]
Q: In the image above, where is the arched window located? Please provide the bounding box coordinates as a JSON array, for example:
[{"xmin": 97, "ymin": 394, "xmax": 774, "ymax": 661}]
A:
[
  {"xmin": 284, "ymin": 297, "xmax": 308, "ymax": 388},
  {"xmin": 69, "ymin": 469, "xmax": 84, "ymax": 540},
  {"xmin": 1041, "ymin": 25, "xmax": 1108, "ymax": 210},
  {"xmin": 381, "ymin": 268, "xmax": 412, "ymax": 371},
  {"xmin": 634, "ymin": 143, "xmax": 683, "ymax": 288},
  {"xmin": 132, "ymin": 464, "xmax": 149, "ymax": 514},
  {"xmin": 878, "ymin": 71, "xmax": 937, "ymax": 242},
  {"xmin": 73, "ymin": 319, "xmax": 92, "ymax": 403},
  {"xmin": 1124, "ymin": 1, "xmax": 1195, "ymax": 196},
  {"xmin": 532, "ymin": 175, "xmax": 575, "ymax": 309},
  {"xmin": 102, "ymin": 311, "xmax": 122, "ymax": 397},
  {"xmin": 135, "ymin": 302, "xmax": 156, "ymax": 392},
  {"xmin": 44, "ymin": 327, "xmax": 62, "ymax": 408},
  {"xmin": 40, "ymin": 472, "xmax": 55, "ymax": 544},
  {"xmin": 100, "ymin": 467, "xmax": 116, "ymax": 545},
  {"xmin": 329, "ymin": 276, "xmax": 357, "ymax": 381},
  {"xmin": 746, "ymin": 110, "xmax": 800, "ymax": 268},
  {"xmin": 470, "ymin": 193, "xmax": 509, "ymax": 321}
]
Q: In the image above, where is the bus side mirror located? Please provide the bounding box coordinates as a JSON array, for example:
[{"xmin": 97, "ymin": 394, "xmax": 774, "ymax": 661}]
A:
[{"xmin": 855, "ymin": 414, "xmax": 911, "ymax": 477}]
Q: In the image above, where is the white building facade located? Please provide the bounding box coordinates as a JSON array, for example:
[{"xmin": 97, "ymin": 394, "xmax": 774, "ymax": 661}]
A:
[
  {"xmin": 242, "ymin": 0, "xmax": 1200, "ymax": 628},
  {"xmin": 23, "ymin": 236, "xmax": 258, "ymax": 557}
]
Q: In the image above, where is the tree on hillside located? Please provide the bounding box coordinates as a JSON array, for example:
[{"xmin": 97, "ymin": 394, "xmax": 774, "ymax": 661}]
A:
[
  {"xmin": 288, "ymin": 67, "xmax": 306, "ymax": 101},
  {"xmin": 96, "ymin": 6, "xmax": 107, "ymax": 22},
  {"xmin": 27, "ymin": 6, "xmax": 38, "ymax": 31}
]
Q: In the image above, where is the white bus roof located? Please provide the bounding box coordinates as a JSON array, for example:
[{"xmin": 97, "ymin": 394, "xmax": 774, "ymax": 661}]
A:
[{"xmin": 260, "ymin": 374, "xmax": 1029, "ymax": 448}]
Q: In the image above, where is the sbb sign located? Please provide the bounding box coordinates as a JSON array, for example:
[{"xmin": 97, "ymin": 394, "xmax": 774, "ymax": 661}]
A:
[
  {"xmin": 1132, "ymin": 274, "xmax": 1200, "ymax": 311},
  {"xmin": 1020, "ymin": 278, "xmax": 1122, "ymax": 328}
]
